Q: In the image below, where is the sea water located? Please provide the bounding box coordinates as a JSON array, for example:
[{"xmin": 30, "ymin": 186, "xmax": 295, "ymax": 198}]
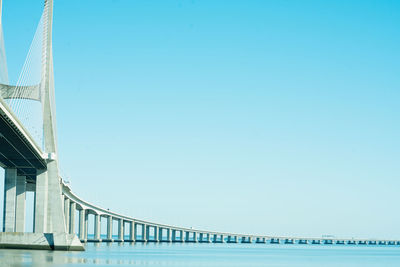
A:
[{"xmin": 1, "ymin": 242, "xmax": 400, "ymax": 267}]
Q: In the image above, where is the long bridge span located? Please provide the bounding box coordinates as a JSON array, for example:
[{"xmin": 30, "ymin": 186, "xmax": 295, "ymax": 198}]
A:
[
  {"xmin": 61, "ymin": 180, "xmax": 400, "ymax": 246},
  {"xmin": 0, "ymin": 0, "xmax": 398, "ymax": 250}
]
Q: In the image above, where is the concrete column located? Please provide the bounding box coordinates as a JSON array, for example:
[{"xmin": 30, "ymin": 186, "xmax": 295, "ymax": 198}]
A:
[
  {"xmin": 158, "ymin": 227, "xmax": 163, "ymax": 242},
  {"xmin": 15, "ymin": 175, "xmax": 26, "ymax": 232},
  {"xmin": 34, "ymin": 170, "xmax": 48, "ymax": 233},
  {"xmin": 206, "ymin": 233, "xmax": 210, "ymax": 242},
  {"xmin": 193, "ymin": 232, "xmax": 197, "ymax": 242},
  {"xmin": 181, "ymin": 231, "xmax": 185, "ymax": 242},
  {"xmin": 142, "ymin": 224, "xmax": 147, "ymax": 241},
  {"xmin": 129, "ymin": 221, "xmax": 134, "ymax": 241},
  {"xmin": 199, "ymin": 233, "xmax": 203, "ymax": 242},
  {"xmin": 84, "ymin": 211, "xmax": 89, "ymax": 240},
  {"xmin": 69, "ymin": 202, "xmax": 76, "ymax": 234},
  {"xmin": 142, "ymin": 224, "xmax": 146, "ymax": 242},
  {"xmin": 118, "ymin": 219, "xmax": 124, "ymax": 241},
  {"xmin": 171, "ymin": 229, "xmax": 176, "ymax": 241},
  {"xmin": 64, "ymin": 198, "xmax": 70, "ymax": 233},
  {"xmin": 107, "ymin": 216, "xmax": 113, "ymax": 240},
  {"xmin": 185, "ymin": 231, "xmax": 189, "ymax": 242},
  {"xmin": 94, "ymin": 214, "xmax": 100, "ymax": 240},
  {"xmin": 213, "ymin": 234, "xmax": 218, "ymax": 243},
  {"xmin": 154, "ymin": 226, "xmax": 158, "ymax": 242},
  {"xmin": 145, "ymin": 225, "xmax": 149, "ymax": 241},
  {"xmin": 78, "ymin": 209, "xmax": 85, "ymax": 240},
  {"xmin": 3, "ymin": 168, "xmax": 17, "ymax": 232},
  {"xmin": 133, "ymin": 222, "xmax": 138, "ymax": 241},
  {"xmin": 167, "ymin": 228, "xmax": 171, "ymax": 242},
  {"xmin": 221, "ymin": 235, "xmax": 224, "ymax": 243}
]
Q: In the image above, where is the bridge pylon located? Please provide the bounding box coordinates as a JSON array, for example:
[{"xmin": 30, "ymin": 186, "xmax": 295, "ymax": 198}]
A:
[
  {"xmin": 0, "ymin": 0, "xmax": 7, "ymax": 84},
  {"xmin": 0, "ymin": 0, "xmax": 83, "ymax": 250}
]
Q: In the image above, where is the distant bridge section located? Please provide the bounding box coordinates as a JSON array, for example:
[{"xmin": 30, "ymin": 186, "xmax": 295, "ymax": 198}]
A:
[{"xmin": 61, "ymin": 181, "xmax": 400, "ymax": 246}]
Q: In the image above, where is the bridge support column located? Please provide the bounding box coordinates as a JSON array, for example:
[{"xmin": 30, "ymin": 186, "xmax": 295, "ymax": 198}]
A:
[
  {"xmin": 3, "ymin": 168, "xmax": 17, "ymax": 232},
  {"xmin": 153, "ymin": 226, "xmax": 158, "ymax": 242},
  {"xmin": 106, "ymin": 216, "xmax": 113, "ymax": 241},
  {"xmin": 84, "ymin": 211, "xmax": 89, "ymax": 240},
  {"xmin": 180, "ymin": 230, "xmax": 184, "ymax": 242},
  {"xmin": 129, "ymin": 221, "xmax": 135, "ymax": 242},
  {"xmin": 143, "ymin": 224, "xmax": 147, "ymax": 242},
  {"xmin": 185, "ymin": 231, "xmax": 189, "ymax": 242},
  {"xmin": 193, "ymin": 232, "xmax": 198, "ymax": 242},
  {"xmin": 33, "ymin": 170, "xmax": 48, "ymax": 233},
  {"xmin": 118, "ymin": 219, "xmax": 124, "ymax": 241},
  {"xmin": 78, "ymin": 209, "xmax": 86, "ymax": 241},
  {"xmin": 213, "ymin": 234, "xmax": 218, "ymax": 243},
  {"xmin": 94, "ymin": 214, "xmax": 100, "ymax": 241},
  {"xmin": 133, "ymin": 223, "xmax": 138, "ymax": 241},
  {"xmin": 64, "ymin": 198, "xmax": 70, "ymax": 233},
  {"xmin": 171, "ymin": 229, "xmax": 176, "ymax": 241},
  {"xmin": 15, "ymin": 175, "xmax": 26, "ymax": 232},
  {"xmin": 158, "ymin": 227, "xmax": 163, "ymax": 242},
  {"xmin": 167, "ymin": 228, "xmax": 171, "ymax": 242},
  {"xmin": 69, "ymin": 202, "xmax": 76, "ymax": 234}
]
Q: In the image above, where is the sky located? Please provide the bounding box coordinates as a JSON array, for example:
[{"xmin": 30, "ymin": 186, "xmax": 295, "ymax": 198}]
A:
[{"xmin": 0, "ymin": 0, "xmax": 400, "ymax": 239}]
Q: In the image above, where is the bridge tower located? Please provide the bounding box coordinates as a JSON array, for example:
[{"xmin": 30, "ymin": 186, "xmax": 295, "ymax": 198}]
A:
[
  {"xmin": 0, "ymin": 0, "xmax": 7, "ymax": 84},
  {"xmin": 0, "ymin": 0, "xmax": 83, "ymax": 250}
]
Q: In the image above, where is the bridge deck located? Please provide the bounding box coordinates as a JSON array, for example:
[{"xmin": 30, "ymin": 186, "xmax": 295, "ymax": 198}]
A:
[{"xmin": 0, "ymin": 97, "xmax": 46, "ymax": 180}]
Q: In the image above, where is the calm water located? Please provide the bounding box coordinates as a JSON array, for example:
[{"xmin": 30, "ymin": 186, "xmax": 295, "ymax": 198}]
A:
[{"xmin": 1, "ymin": 242, "xmax": 400, "ymax": 267}]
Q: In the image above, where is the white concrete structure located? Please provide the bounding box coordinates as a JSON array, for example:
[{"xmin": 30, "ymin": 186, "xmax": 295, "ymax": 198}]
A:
[{"xmin": 1, "ymin": 0, "xmax": 400, "ymax": 251}]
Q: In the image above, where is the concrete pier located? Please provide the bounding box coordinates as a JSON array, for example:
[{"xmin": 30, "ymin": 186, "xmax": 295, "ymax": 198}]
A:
[
  {"xmin": 69, "ymin": 203, "xmax": 76, "ymax": 234},
  {"xmin": 63, "ymin": 198, "xmax": 70, "ymax": 233},
  {"xmin": 128, "ymin": 221, "xmax": 134, "ymax": 242},
  {"xmin": 193, "ymin": 232, "xmax": 197, "ymax": 242},
  {"xmin": 167, "ymin": 229, "xmax": 172, "ymax": 242},
  {"xmin": 94, "ymin": 214, "xmax": 100, "ymax": 241},
  {"xmin": 105, "ymin": 216, "xmax": 112, "ymax": 241},
  {"xmin": 242, "ymin": 236, "xmax": 252, "ymax": 243},
  {"xmin": 256, "ymin": 237, "xmax": 266, "ymax": 243},
  {"xmin": 142, "ymin": 224, "xmax": 149, "ymax": 242},
  {"xmin": 78, "ymin": 209, "xmax": 86, "ymax": 241},
  {"xmin": 117, "ymin": 219, "xmax": 124, "ymax": 242},
  {"xmin": 270, "ymin": 238, "xmax": 280, "ymax": 244},
  {"xmin": 15, "ymin": 175, "xmax": 26, "ymax": 232},
  {"xmin": 153, "ymin": 226, "xmax": 159, "ymax": 242},
  {"xmin": 3, "ymin": 168, "xmax": 17, "ymax": 232}
]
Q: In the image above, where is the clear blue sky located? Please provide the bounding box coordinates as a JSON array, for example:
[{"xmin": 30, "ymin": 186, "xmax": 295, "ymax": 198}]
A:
[{"xmin": 1, "ymin": 0, "xmax": 400, "ymax": 239}]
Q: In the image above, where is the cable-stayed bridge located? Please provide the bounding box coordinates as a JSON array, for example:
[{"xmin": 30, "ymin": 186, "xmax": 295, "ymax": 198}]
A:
[{"xmin": 0, "ymin": 0, "xmax": 399, "ymax": 251}]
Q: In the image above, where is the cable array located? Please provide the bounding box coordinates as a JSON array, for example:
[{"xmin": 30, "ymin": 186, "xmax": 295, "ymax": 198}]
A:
[{"xmin": 5, "ymin": 10, "xmax": 46, "ymax": 149}]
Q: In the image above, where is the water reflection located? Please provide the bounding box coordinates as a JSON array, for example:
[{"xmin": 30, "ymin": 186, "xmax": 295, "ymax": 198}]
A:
[{"xmin": 1, "ymin": 242, "xmax": 400, "ymax": 266}]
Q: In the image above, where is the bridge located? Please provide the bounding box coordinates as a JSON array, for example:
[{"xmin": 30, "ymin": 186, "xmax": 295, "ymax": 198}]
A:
[{"xmin": 0, "ymin": 0, "xmax": 399, "ymax": 251}]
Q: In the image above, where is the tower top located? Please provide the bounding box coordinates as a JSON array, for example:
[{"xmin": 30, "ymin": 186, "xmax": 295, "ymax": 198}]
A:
[{"xmin": 0, "ymin": 0, "xmax": 3, "ymax": 25}]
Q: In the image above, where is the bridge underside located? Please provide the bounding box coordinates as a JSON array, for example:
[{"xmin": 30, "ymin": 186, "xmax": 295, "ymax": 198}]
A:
[{"xmin": 0, "ymin": 108, "xmax": 46, "ymax": 181}]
